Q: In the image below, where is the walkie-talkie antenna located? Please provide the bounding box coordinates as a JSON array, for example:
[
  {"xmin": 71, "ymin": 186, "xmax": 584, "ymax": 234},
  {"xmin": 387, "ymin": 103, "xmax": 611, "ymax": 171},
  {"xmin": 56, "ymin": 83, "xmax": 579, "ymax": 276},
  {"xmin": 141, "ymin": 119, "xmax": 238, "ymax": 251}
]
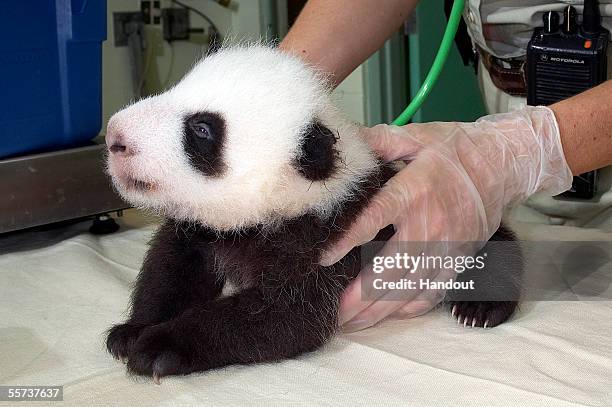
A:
[{"xmin": 583, "ymin": 0, "xmax": 601, "ymax": 34}]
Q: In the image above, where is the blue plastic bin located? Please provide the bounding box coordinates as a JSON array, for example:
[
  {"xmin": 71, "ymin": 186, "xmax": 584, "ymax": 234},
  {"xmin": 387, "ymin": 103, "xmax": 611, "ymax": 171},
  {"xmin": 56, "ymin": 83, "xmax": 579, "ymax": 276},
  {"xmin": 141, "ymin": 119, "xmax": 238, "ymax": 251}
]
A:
[{"xmin": 0, "ymin": 0, "xmax": 107, "ymax": 158}]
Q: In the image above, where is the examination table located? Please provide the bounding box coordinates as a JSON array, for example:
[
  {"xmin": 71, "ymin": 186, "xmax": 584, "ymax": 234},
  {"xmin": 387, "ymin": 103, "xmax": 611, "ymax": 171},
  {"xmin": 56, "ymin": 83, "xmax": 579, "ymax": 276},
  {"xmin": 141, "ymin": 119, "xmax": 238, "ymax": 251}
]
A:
[{"xmin": 1, "ymin": 212, "xmax": 611, "ymax": 406}]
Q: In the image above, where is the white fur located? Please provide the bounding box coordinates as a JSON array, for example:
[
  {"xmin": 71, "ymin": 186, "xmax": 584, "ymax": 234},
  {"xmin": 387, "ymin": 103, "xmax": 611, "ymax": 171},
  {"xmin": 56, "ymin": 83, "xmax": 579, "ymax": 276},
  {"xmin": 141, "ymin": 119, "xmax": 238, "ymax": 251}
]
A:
[{"xmin": 106, "ymin": 45, "xmax": 379, "ymax": 231}]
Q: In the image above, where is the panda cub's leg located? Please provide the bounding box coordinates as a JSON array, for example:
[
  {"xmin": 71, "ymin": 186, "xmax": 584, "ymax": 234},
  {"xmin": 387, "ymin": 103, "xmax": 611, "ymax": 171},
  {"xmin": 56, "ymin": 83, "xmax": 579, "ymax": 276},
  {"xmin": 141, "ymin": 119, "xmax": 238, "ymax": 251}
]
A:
[
  {"xmin": 446, "ymin": 224, "xmax": 523, "ymax": 328},
  {"xmin": 124, "ymin": 274, "xmax": 341, "ymax": 380},
  {"xmin": 106, "ymin": 221, "xmax": 224, "ymax": 361}
]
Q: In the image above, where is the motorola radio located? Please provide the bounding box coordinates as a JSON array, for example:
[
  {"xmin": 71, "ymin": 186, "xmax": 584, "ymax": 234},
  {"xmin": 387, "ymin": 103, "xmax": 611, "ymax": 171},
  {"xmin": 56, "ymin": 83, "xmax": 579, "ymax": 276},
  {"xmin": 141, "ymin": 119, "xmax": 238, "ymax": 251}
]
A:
[{"xmin": 527, "ymin": 0, "xmax": 609, "ymax": 199}]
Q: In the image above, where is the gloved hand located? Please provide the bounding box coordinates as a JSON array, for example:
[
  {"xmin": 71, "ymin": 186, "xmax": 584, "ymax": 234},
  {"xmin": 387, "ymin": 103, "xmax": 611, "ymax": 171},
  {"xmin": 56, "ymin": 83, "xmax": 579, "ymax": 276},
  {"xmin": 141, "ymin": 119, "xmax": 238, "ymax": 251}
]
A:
[{"xmin": 321, "ymin": 105, "xmax": 574, "ymax": 332}]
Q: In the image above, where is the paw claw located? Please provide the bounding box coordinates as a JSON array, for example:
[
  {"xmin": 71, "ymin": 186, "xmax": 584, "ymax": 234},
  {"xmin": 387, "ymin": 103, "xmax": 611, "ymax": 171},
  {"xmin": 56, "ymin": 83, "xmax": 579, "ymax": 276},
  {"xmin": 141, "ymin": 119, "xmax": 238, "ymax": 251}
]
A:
[
  {"xmin": 451, "ymin": 305, "xmax": 457, "ymax": 317},
  {"xmin": 484, "ymin": 320, "xmax": 489, "ymax": 329},
  {"xmin": 153, "ymin": 373, "xmax": 161, "ymax": 385}
]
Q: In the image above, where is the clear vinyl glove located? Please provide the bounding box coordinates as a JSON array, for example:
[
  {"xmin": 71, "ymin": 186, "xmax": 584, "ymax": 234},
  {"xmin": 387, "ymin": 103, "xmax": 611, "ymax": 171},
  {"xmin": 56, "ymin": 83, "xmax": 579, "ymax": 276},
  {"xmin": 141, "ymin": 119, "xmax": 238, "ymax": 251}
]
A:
[{"xmin": 321, "ymin": 105, "xmax": 573, "ymax": 332}]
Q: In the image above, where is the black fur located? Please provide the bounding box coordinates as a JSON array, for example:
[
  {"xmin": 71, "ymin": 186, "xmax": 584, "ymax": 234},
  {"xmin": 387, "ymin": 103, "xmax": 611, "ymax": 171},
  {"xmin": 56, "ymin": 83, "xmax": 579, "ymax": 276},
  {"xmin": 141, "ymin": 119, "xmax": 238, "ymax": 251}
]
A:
[
  {"xmin": 106, "ymin": 162, "xmax": 523, "ymax": 379},
  {"xmin": 448, "ymin": 224, "xmax": 523, "ymax": 327},
  {"xmin": 183, "ymin": 111, "xmax": 227, "ymax": 176},
  {"xmin": 294, "ymin": 120, "xmax": 339, "ymax": 181}
]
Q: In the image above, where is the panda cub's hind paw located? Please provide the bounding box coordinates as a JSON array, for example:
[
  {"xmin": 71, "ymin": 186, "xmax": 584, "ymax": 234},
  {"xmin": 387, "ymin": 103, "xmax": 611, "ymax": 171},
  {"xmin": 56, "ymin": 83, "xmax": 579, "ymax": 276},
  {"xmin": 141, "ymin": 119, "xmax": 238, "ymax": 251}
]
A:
[{"xmin": 450, "ymin": 301, "xmax": 518, "ymax": 328}]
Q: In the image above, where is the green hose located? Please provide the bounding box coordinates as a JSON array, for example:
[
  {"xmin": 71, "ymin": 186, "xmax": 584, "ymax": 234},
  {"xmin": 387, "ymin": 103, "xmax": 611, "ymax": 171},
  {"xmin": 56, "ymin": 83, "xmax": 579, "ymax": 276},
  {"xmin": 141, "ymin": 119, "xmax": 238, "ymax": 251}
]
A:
[{"xmin": 391, "ymin": 0, "xmax": 466, "ymax": 126}]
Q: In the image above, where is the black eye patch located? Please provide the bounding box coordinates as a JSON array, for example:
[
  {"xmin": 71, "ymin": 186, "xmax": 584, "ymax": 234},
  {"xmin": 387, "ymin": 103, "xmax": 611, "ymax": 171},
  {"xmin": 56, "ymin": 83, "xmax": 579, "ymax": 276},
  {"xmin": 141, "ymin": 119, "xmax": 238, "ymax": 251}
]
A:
[
  {"xmin": 294, "ymin": 120, "xmax": 339, "ymax": 181},
  {"xmin": 183, "ymin": 111, "xmax": 226, "ymax": 176}
]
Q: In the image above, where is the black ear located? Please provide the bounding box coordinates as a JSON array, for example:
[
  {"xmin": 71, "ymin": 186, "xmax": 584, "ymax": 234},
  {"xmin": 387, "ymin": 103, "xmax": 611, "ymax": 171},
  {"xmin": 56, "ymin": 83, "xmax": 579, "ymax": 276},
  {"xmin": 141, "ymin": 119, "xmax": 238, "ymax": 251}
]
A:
[{"xmin": 294, "ymin": 120, "xmax": 339, "ymax": 181}]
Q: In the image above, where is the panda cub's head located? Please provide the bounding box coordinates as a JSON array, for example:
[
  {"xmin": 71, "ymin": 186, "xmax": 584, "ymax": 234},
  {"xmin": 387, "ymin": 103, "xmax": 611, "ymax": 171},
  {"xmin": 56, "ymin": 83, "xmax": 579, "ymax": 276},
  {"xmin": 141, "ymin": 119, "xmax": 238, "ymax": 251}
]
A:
[{"xmin": 106, "ymin": 45, "xmax": 378, "ymax": 231}]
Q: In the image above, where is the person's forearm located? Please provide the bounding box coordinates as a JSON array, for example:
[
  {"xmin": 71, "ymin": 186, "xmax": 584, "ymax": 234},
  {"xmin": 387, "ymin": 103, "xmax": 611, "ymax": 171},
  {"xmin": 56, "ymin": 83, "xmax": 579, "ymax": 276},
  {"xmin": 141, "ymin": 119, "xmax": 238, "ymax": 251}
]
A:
[
  {"xmin": 551, "ymin": 80, "xmax": 612, "ymax": 175},
  {"xmin": 279, "ymin": 0, "xmax": 418, "ymax": 87}
]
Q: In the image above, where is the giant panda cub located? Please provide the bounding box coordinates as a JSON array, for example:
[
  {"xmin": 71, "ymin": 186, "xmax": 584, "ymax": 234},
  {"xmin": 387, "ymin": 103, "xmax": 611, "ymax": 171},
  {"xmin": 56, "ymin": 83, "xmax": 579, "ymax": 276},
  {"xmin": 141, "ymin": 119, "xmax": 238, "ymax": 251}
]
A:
[{"xmin": 105, "ymin": 45, "xmax": 522, "ymax": 381}]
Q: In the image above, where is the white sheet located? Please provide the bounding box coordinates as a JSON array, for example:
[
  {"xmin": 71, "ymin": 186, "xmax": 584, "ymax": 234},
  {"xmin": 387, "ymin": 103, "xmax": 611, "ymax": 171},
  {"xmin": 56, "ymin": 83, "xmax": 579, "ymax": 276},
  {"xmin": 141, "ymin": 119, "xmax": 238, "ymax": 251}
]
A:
[{"xmin": 1, "ymin": 214, "xmax": 611, "ymax": 406}]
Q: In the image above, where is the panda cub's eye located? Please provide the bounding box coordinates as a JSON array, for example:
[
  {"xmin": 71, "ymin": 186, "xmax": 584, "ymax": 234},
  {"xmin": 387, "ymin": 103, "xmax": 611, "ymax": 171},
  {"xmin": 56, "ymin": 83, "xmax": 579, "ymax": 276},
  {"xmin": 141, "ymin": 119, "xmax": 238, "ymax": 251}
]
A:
[
  {"xmin": 183, "ymin": 111, "xmax": 226, "ymax": 176},
  {"xmin": 190, "ymin": 120, "xmax": 214, "ymax": 140}
]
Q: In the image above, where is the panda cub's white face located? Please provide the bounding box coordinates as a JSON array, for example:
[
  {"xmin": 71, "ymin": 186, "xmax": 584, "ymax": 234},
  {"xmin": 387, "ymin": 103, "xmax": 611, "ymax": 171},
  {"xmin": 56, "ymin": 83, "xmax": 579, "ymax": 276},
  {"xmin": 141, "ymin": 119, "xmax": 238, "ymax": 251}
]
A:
[{"xmin": 106, "ymin": 45, "xmax": 378, "ymax": 231}]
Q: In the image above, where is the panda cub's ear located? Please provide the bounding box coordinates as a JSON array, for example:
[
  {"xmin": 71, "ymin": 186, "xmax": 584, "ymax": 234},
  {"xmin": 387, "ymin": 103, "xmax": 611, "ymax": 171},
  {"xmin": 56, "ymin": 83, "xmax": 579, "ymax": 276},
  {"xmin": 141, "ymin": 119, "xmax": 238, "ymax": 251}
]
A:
[{"xmin": 294, "ymin": 120, "xmax": 339, "ymax": 181}]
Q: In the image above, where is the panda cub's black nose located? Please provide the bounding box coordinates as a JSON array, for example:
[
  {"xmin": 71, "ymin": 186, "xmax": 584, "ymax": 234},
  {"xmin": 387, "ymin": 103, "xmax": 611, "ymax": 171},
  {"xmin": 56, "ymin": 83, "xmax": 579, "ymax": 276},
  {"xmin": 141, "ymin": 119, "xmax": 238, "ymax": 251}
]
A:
[{"xmin": 109, "ymin": 143, "xmax": 127, "ymax": 154}]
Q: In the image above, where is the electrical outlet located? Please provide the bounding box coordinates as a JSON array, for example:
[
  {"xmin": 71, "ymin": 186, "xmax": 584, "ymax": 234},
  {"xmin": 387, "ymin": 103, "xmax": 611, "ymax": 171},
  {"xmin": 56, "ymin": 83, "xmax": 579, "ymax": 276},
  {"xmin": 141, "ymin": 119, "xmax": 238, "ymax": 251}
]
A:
[
  {"xmin": 162, "ymin": 8, "xmax": 190, "ymax": 41},
  {"xmin": 113, "ymin": 12, "xmax": 144, "ymax": 46}
]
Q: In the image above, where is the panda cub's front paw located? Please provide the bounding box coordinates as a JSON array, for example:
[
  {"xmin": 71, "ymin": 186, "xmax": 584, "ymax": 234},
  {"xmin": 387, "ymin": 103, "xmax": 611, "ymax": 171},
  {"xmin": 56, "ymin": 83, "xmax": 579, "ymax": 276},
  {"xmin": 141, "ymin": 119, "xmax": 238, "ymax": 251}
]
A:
[
  {"xmin": 125, "ymin": 322, "xmax": 193, "ymax": 383},
  {"xmin": 106, "ymin": 323, "xmax": 146, "ymax": 361}
]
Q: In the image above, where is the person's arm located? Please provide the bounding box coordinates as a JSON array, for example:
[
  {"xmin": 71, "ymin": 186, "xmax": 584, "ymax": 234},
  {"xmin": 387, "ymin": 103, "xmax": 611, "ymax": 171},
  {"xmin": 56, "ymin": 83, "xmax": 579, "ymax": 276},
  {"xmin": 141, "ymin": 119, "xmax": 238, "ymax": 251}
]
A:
[
  {"xmin": 552, "ymin": 80, "xmax": 612, "ymax": 175},
  {"xmin": 279, "ymin": 0, "xmax": 419, "ymax": 86},
  {"xmin": 281, "ymin": 1, "xmax": 612, "ymax": 174}
]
